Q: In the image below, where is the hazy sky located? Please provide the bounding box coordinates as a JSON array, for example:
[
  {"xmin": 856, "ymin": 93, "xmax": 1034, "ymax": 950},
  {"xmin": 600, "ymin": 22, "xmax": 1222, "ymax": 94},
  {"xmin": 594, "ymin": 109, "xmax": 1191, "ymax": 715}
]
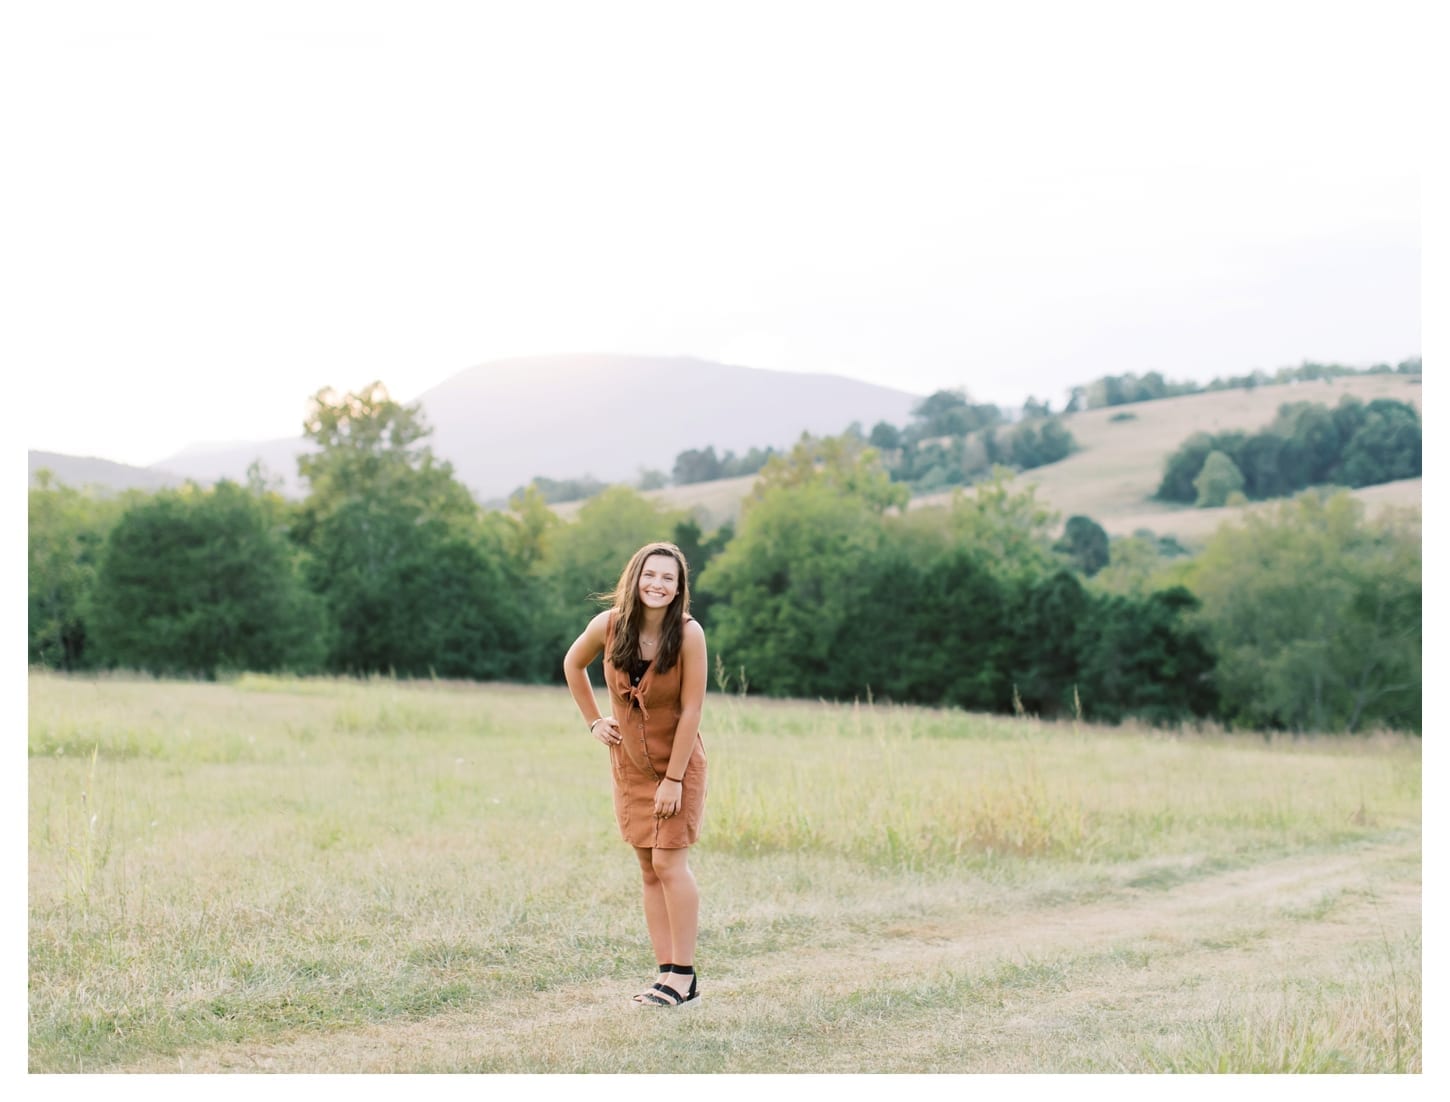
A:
[{"xmin": 10, "ymin": 0, "xmax": 1423, "ymax": 468}]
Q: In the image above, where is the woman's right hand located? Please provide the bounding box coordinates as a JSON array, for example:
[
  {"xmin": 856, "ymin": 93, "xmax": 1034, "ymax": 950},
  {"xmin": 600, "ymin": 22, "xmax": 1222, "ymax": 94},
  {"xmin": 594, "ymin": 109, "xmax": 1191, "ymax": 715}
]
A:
[{"xmin": 592, "ymin": 717, "xmax": 622, "ymax": 746}]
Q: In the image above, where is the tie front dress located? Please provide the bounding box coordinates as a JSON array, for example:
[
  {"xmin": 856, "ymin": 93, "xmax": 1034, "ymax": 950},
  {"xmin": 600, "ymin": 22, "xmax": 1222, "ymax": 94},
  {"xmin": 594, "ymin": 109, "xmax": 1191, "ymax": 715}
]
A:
[{"xmin": 603, "ymin": 610, "xmax": 708, "ymax": 849}]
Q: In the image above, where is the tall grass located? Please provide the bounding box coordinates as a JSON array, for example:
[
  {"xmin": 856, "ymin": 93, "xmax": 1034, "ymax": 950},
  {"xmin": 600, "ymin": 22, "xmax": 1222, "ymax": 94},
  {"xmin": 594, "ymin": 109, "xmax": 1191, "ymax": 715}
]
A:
[
  {"xmin": 27, "ymin": 672, "xmax": 1420, "ymax": 1071},
  {"xmin": 702, "ymin": 692, "xmax": 1417, "ymax": 871},
  {"xmin": 1138, "ymin": 930, "xmax": 1422, "ymax": 1073}
]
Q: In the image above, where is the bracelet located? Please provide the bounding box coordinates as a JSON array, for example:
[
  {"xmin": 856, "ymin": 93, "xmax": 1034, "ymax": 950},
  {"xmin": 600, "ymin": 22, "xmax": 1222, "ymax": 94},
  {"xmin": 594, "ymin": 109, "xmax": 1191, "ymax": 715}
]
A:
[
  {"xmin": 589, "ymin": 717, "xmax": 606, "ymax": 731},
  {"xmin": 665, "ymin": 774, "xmax": 684, "ymax": 783}
]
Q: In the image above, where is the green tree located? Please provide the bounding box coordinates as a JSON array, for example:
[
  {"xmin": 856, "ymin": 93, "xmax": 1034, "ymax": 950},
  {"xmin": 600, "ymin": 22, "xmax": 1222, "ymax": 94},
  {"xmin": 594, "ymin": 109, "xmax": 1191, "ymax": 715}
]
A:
[
  {"xmin": 1331, "ymin": 395, "xmax": 1369, "ymax": 448},
  {"xmin": 1136, "ymin": 371, "xmax": 1168, "ymax": 401},
  {"xmin": 1021, "ymin": 396, "xmax": 1052, "ymax": 419},
  {"xmin": 910, "ymin": 389, "xmax": 1002, "ymax": 437},
  {"xmin": 295, "ymin": 383, "xmax": 528, "ymax": 678},
  {"xmin": 1272, "ymin": 401, "xmax": 1341, "ymax": 486},
  {"xmin": 1085, "ymin": 376, "xmax": 1122, "ymax": 408},
  {"xmin": 842, "ymin": 533, "xmax": 1015, "ymax": 711},
  {"xmin": 701, "ymin": 434, "xmax": 928, "ymax": 696},
  {"xmin": 1186, "ymin": 491, "xmax": 1420, "ymax": 732},
  {"xmin": 1055, "ymin": 515, "xmax": 1110, "ymax": 576},
  {"xmin": 1002, "ymin": 569, "xmax": 1092, "ymax": 716},
  {"xmin": 28, "ymin": 474, "xmax": 137, "ymax": 669},
  {"xmin": 1193, "ymin": 450, "xmax": 1245, "ymax": 507},
  {"xmin": 1035, "ymin": 418, "xmax": 1075, "ymax": 465},
  {"xmin": 1337, "ymin": 399, "xmax": 1421, "ymax": 487},
  {"xmin": 912, "ymin": 389, "xmax": 974, "ymax": 435},
  {"xmin": 1075, "ymin": 587, "xmax": 1217, "ymax": 723},
  {"xmin": 505, "ymin": 484, "xmax": 563, "ymax": 572},
  {"xmin": 750, "ymin": 432, "xmax": 909, "ymax": 514},
  {"xmin": 1236, "ymin": 432, "xmax": 1287, "ymax": 498},
  {"xmin": 999, "ymin": 419, "xmax": 1075, "ymax": 470},
  {"xmin": 699, "ymin": 481, "xmax": 887, "ymax": 698},
  {"xmin": 944, "ymin": 469, "xmax": 1059, "ymax": 583},
  {"xmin": 726, "ymin": 446, "xmax": 777, "ymax": 478},
  {"xmin": 510, "ymin": 475, "xmax": 609, "ymax": 504},
  {"xmin": 868, "ymin": 420, "xmax": 902, "ymax": 450},
  {"xmin": 1157, "ymin": 432, "xmax": 1215, "ymax": 502},
  {"xmin": 89, "ymin": 481, "xmax": 324, "ymax": 676},
  {"xmin": 995, "ymin": 568, "xmax": 1216, "ymax": 723},
  {"xmin": 1002, "ymin": 422, "xmax": 1043, "ymax": 468},
  {"xmin": 670, "ymin": 516, "xmax": 735, "ymax": 627},
  {"xmin": 672, "ymin": 446, "xmax": 723, "ymax": 485}
]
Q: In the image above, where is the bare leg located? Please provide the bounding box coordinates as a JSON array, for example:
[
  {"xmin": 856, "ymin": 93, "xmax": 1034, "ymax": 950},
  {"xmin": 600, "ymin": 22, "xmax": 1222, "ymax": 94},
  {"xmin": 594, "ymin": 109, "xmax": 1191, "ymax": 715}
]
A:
[
  {"xmin": 650, "ymin": 846, "xmax": 699, "ymax": 998},
  {"xmin": 633, "ymin": 846, "xmax": 672, "ymax": 967}
]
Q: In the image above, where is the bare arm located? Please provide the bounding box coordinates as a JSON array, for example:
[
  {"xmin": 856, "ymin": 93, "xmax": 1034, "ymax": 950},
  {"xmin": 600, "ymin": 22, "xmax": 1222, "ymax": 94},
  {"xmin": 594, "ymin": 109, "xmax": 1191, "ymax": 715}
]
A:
[
  {"xmin": 563, "ymin": 610, "xmax": 620, "ymax": 746},
  {"xmin": 655, "ymin": 620, "xmax": 707, "ymax": 817}
]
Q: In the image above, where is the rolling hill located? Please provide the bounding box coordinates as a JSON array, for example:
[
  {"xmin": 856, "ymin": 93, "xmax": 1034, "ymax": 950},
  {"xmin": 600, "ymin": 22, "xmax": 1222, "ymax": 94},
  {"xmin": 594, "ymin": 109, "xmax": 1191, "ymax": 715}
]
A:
[
  {"xmin": 565, "ymin": 372, "xmax": 1423, "ymax": 544},
  {"xmin": 31, "ymin": 364, "xmax": 1421, "ymax": 549},
  {"xmin": 141, "ymin": 356, "xmax": 926, "ymax": 501},
  {"xmin": 28, "ymin": 451, "xmax": 187, "ymax": 494}
]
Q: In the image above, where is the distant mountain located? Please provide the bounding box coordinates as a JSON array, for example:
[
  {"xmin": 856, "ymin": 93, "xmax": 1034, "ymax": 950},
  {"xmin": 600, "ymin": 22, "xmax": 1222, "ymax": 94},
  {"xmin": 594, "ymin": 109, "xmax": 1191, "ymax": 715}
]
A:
[
  {"xmin": 29, "ymin": 451, "xmax": 187, "ymax": 494},
  {"xmin": 144, "ymin": 437, "xmax": 321, "ymax": 498},
  {"xmin": 146, "ymin": 356, "xmax": 927, "ymax": 500}
]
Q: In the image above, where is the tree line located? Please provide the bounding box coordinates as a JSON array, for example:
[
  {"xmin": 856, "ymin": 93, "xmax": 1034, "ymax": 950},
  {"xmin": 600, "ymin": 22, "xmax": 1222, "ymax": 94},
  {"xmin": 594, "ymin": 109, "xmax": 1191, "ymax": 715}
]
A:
[
  {"xmin": 1067, "ymin": 357, "xmax": 1422, "ymax": 411},
  {"xmin": 28, "ymin": 384, "xmax": 1420, "ymax": 734},
  {"xmin": 863, "ymin": 388, "xmax": 1076, "ymax": 493},
  {"xmin": 1157, "ymin": 395, "xmax": 1422, "ymax": 507},
  {"xmin": 510, "ymin": 386, "xmax": 1077, "ymax": 504},
  {"xmin": 505, "ymin": 444, "xmax": 780, "ymax": 503},
  {"xmin": 510, "ymin": 358, "xmax": 1420, "ymax": 506}
]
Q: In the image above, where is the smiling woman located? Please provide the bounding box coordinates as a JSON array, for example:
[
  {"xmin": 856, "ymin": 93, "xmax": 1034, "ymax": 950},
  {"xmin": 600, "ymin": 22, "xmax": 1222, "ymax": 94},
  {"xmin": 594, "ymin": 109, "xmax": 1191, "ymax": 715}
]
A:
[{"xmin": 563, "ymin": 542, "xmax": 709, "ymax": 1009}]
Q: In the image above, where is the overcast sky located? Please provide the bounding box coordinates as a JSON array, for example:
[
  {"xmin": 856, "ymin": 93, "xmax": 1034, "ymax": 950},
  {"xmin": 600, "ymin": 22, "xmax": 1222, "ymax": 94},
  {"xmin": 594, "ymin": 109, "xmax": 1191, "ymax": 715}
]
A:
[{"xmin": 8, "ymin": 0, "xmax": 1423, "ymax": 468}]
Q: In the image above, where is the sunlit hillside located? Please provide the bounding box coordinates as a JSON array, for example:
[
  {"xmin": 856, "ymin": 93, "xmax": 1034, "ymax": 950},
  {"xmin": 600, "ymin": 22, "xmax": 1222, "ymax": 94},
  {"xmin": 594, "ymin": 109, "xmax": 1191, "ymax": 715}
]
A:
[
  {"xmin": 552, "ymin": 472, "xmax": 758, "ymax": 530},
  {"xmin": 554, "ymin": 373, "xmax": 1422, "ymax": 546},
  {"xmin": 952, "ymin": 372, "xmax": 1422, "ymax": 543}
]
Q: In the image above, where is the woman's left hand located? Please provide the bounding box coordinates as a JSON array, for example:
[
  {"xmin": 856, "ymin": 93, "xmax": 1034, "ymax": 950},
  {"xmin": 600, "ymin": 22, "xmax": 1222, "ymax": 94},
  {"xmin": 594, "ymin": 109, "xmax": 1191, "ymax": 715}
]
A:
[{"xmin": 654, "ymin": 778, "xmax": 683, "ymax": 819}]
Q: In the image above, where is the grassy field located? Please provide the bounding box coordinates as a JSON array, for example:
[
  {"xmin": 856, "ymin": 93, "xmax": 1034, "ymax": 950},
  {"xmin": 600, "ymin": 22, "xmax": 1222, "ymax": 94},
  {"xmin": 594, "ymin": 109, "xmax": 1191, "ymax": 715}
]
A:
[
  {"xmin": 28, "ymin": 672, "xmax": 1421, "ymax": 1073},
  {"xmin": 556, "ymin": 374, "xmax": 1423, "ymax": 546}
]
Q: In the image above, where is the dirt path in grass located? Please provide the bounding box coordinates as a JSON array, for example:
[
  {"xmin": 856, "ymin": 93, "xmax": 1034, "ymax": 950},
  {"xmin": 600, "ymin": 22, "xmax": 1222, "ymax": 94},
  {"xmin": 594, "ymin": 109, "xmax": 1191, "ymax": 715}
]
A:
[{"xmin": 122, "ymin": 836, "xmax": 1421, "ymax": 1073}]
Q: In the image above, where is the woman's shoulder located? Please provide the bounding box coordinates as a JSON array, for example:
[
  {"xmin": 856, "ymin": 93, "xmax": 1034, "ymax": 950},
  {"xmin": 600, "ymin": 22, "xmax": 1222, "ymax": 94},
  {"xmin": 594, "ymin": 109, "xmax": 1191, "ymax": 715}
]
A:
[{"xmin": 681, "ymin": 616, "xmax": 705, "ymax": 641}]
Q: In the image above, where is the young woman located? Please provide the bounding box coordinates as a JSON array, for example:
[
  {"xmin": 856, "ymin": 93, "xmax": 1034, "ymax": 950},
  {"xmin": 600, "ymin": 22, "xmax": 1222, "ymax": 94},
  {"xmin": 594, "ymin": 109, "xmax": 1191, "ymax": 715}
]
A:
[{"xmin": 563, "ymin": 541, "xmax": 708, "ymax": 1007}]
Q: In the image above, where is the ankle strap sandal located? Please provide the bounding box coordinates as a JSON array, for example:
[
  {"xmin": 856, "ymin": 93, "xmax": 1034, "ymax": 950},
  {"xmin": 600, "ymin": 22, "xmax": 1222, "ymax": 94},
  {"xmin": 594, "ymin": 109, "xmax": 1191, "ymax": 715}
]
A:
[{"xmin": 638, "ymin": 963, "xmax": 699, "ymax": 1008}]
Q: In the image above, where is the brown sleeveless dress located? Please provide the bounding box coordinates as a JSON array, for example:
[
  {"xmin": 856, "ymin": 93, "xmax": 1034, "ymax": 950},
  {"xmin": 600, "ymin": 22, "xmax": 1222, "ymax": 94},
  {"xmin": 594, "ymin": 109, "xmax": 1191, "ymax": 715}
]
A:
[{"xmin": 603, "ymin": 610, "xmax": 708, "ymax": 849}]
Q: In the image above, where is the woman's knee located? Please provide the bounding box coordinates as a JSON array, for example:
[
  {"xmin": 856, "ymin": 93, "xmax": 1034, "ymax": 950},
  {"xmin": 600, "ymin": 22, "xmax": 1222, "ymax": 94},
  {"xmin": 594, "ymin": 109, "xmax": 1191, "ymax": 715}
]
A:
[
  {"xmin": 634, "ymin": 847, "xmax": 661, "ymax": 885},
  {"xmin": 650, "ymin": 848, "xmax": 691, "ymax": 883}
]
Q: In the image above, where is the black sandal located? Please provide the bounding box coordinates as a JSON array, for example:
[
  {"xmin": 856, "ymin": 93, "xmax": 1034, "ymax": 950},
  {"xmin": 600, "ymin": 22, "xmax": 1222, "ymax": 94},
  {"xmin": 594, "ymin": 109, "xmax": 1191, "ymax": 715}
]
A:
[
  {"xmin": 631, "ymin": 965, "xmax": 671, "ymax": 1004},
  {"xmin": 638, "ymin": 963, "xmax": 699, "ymax": 1008}
]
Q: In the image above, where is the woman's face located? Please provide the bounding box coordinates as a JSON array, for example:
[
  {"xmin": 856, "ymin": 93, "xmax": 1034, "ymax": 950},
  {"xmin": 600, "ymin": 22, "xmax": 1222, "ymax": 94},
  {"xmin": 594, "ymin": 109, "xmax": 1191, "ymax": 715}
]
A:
[{"xmin": 637, "ymin": 553, "xmax": 680, "ymax": 612}]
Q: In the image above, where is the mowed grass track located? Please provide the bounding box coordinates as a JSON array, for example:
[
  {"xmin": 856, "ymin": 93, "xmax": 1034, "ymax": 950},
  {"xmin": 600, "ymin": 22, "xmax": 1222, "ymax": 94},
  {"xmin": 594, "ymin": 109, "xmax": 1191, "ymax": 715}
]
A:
[{"xmin": 28, "ymin": 673, "xmax": 1421, "ymax": 1073}]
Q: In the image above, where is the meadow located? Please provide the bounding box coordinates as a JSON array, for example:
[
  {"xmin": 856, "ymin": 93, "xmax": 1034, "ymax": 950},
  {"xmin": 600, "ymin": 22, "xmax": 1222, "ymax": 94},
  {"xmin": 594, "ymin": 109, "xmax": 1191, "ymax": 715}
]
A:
[{"xmin": 28, "ymin": 671, "xmax": 1421, "ymax": 1073}]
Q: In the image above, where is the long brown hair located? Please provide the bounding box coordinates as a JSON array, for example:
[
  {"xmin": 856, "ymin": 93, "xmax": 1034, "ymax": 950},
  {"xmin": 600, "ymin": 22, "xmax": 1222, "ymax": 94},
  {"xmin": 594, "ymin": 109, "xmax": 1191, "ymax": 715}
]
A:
[{"xmin": 606, "ymin": 542, "xmax": 691, "ymax": 673}]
